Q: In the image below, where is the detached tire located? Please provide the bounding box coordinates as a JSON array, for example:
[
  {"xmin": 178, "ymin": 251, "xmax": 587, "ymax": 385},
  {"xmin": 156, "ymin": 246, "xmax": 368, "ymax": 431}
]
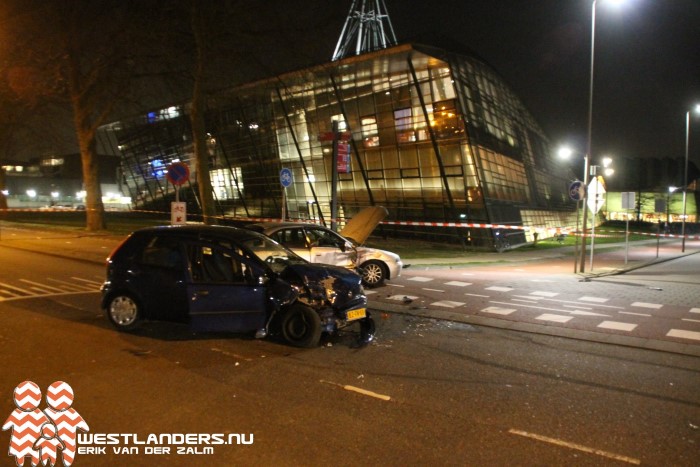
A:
[
  {"xmin": 361, "ymin": 260, "xmax": 386, "ymax": 287},
  {"xmin": 106, "ymin": 293, "xmax": 142, "ymax": 331},
  {"xmin": 280, "ymin": 304, "xmax": 322, "ymax": 348}
]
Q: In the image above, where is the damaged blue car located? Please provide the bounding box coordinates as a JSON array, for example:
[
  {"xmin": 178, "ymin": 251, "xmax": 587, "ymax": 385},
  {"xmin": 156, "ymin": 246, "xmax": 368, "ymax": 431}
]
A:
[{"xmin": 101, "ymin": 225, "xmax": 373, "ymax": 347}]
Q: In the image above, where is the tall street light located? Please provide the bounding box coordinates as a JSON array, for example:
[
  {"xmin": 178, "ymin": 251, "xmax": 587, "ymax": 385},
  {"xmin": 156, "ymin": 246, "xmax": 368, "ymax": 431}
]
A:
[
  {"xmin": 579, "ymin": 0, "xmax": 627, "ymax": 274},
  {"xmin": 681, "ymin": 103, "xmax": 700, "ymax": 252}
]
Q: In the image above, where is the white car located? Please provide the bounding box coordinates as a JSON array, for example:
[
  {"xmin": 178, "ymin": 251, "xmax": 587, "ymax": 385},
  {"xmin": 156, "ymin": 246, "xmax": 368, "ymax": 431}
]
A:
[{"xmin": 249, "ymin": 207, "xmax": 403, "ymax": 287}]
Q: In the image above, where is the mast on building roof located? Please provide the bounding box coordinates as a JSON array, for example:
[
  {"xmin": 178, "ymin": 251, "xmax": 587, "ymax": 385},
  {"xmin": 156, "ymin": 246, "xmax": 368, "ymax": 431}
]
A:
[{"xmin": 332, "ymin": 0, "xmax": 398, "ymax": 61}]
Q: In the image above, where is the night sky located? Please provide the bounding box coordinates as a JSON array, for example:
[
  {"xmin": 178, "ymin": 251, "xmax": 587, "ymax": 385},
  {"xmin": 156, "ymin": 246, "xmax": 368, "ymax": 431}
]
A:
[
  {"xmin": 7, "ymin": 0, "xmax": 699, "ymax": 169},
  {"xmin": 275, "ymin": 0, "xmax": 700, "ymax": 165}
]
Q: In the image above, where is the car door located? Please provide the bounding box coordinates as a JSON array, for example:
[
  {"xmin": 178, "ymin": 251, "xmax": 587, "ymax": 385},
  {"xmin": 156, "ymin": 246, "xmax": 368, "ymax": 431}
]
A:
[
  {"xmin": 133, "ymin": 234, "xmax": 189, "ymax": 322},
  {"xmin": 304, "ymin": 227, "xmax": 356, "ymax": 268},
  {"xmin": 185, "ymin": 241, "xmax": 267, "ymax": 333}
]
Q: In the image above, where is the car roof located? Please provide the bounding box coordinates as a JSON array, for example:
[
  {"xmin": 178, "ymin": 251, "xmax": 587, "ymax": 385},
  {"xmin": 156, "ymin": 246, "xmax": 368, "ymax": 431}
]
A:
[
  {"xmin": 249, "ymin": 222, "xmax": 328, "ymax": 231},
  {"xmin": 134, "ymin": 224, "xmax": 268, "ymax": 241}
]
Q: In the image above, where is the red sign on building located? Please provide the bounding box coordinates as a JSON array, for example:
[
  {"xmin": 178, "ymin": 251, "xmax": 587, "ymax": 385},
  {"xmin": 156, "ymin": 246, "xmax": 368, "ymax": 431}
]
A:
[{"xmin": 337, "ymin": 143, "xmax": 351, "ymax": 174}]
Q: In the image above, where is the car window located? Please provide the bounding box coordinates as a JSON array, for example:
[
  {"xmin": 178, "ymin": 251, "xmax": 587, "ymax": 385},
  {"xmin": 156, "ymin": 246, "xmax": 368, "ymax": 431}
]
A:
[
  {"xmin": 306, "ymin": 228, "xmax": 343, "ymax": 248},
  {"xmin": 140, "ymin": 236, "xmax": 183, "ymax": 269},
  {"xmin": 186, "ymin": 244, "xmax": 246, "ymax": 283},
  {"xmin": 270, "ymin": 228, "xmax": 306, "ymax": 249},
  {"xmin": 240, "ymin": 236, "xmax": 306, "ymax": 273}
]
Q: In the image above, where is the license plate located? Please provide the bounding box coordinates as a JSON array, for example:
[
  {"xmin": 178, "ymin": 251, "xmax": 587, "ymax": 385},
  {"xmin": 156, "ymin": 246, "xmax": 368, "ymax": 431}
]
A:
[{"xmin": 346, "ymin": 308, "xmax": 366, "ymax": 321}]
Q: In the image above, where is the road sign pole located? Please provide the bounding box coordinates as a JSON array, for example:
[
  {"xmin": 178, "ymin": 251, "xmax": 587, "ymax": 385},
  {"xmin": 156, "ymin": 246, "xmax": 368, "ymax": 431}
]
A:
[
  {"xmin": 282, "ymin": 187, "xmax": 286, "ymax": 220},
  {"xmin": 330, "ymin": 120, "xmax": 339, "ymax": 231}
]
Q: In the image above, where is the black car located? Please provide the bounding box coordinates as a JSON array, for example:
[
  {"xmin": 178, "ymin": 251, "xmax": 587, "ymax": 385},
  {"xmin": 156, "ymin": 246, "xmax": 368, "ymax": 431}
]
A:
[{"xmin": 101, "ymin": 225, "xmax": 373, "ymax": 347}]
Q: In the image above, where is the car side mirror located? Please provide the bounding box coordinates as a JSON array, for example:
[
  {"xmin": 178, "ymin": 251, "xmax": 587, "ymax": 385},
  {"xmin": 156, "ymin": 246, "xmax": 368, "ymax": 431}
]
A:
[{"xmin": 341, "ymin": 241, "xmax": 353, "ymax": 252}]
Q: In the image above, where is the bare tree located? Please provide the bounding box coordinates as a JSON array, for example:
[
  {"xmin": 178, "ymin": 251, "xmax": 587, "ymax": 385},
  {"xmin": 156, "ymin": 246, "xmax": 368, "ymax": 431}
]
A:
[{"xmin": 2, "ymin": 0, "xmax": 156, "ymax": 230}]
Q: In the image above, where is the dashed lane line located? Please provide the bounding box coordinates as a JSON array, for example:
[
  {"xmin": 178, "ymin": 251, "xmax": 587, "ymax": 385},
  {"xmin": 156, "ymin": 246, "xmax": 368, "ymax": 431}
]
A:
[
  {"xmin": 598, "ymin": 321, "xmax": 638, "ymax": 332},
  {"xmin": 667, "ymin": 329, "xmax": 700, "ymax": 341},
  {"xmin": 320, "ymin": 380, "xmax": 391, "ymax": 401},
  {"xmin": 508, "ymin": 429, "xmax": 641, "ymax": 465}
]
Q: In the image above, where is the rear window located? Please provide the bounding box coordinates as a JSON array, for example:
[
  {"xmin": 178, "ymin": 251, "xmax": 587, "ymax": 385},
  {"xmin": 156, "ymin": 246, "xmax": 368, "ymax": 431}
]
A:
[{"xmin": 140, "ymin": 235, "xmax": 184, "ymax": 269}]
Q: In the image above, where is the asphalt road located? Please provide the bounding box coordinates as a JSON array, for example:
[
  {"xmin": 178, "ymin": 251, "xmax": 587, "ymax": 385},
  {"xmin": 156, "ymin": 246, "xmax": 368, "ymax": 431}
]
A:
[{"xmin": 0, "ymin": 248, "xmax": 698, "ymax": 466}]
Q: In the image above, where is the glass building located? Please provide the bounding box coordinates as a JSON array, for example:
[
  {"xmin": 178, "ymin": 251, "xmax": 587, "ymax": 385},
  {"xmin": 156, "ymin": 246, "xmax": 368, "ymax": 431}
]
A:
[{"xmin": 98, "ymin": 43, "xmax": 576, "ymax": 248}]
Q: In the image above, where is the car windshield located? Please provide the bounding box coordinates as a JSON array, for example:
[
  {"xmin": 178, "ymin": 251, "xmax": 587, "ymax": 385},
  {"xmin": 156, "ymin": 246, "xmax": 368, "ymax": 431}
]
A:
[{"xmin": 241, "ymin": 235, "xmax": 307, "ymax": 273}]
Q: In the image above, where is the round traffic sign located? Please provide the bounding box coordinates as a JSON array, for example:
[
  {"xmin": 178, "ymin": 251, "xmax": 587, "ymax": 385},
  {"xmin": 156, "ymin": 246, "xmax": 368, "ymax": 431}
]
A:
[
  {"xmin": 569, "ymin": 181, "xmax": 584, "ymax": 201},
  {"xmin": 280, "ymin": 168, "xmax": 293, "ymax": 188},
  {"xmin": 166, "ymin": 162, "xmax": 190, "ymax": 186}
]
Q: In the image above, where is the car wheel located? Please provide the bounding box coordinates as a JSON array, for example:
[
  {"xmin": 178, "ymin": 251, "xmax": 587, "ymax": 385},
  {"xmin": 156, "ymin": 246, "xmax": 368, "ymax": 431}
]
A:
[
  {"xmin": 280, "ymin": 304, "xmax": 322, "ymax": 348},
  {"xmin": 360, "ymin": 260, "xmax": 386, "ymax": 287},
  {"xmin": 106, "ymin": 293, "xmax": 142, "ymax": 331}
]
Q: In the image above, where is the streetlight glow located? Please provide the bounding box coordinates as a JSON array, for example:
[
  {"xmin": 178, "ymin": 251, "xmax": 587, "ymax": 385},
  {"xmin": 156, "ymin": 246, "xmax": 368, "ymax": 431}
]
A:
[{"xmin": 557, "ymin": 146, "xmax": 573, "ymax": 159}]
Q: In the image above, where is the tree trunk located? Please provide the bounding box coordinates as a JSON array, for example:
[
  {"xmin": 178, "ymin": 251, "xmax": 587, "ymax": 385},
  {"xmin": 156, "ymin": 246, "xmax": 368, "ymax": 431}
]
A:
[{"xmin": 73, "ymin": 107, "xmax": 105, "ymax": 231}]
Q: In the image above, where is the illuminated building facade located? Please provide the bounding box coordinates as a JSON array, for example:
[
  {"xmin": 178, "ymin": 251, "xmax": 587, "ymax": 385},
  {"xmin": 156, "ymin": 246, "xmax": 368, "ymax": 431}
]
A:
[{"xmin": 98, "ymin": 43, "xmax": 576, "ymax": 247}]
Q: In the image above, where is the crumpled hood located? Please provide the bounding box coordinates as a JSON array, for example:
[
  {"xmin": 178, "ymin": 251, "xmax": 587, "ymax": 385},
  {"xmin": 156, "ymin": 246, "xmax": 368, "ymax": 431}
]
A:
[{"xmin": 339, "ymin": 206, "xmax": 388, "ymax": 245}]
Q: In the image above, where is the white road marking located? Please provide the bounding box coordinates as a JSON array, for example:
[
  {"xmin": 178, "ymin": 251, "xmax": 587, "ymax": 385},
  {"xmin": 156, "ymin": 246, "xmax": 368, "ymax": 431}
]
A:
[
  {"xmin": 512, "ymin": 295, "xmax": 542, "ymax": 300},
  {"xmin": 0, "ymin": 282, "xmax": 33, "ymax": 295},
  {"xmin": 20, "ymin": 279, "xmax": 65, "ymax": 293},
  {"xmin": 511, "ymin": 299, "xmax": 539, "ymax": 304},
  {"xmin": 320, "ymin": 380, "xmax": 391, "ymax": 401},
  {"xmin": 481, "ymin": 306, "xmax": 515, "ymax": 315},
  {"xmin": 631, "ymin": 302, "xmax": 662, "ymax": 309},
  {"xmin": 682, "ymin": 318, "xmax": 700, "ymax": 323},
  {"xmin": 490, "ymin": 301, "xmax": 609, "ymax": 317},
  {"xmin": 431, "ymin": 300, "xmax": 465, "ymax": 308},
  {"xmin": 422, "ymin": 288, "xmax": 445, "ymax": 292},
  {"xmin": 570, "ymin": 310, "xmax": 610, "ymax": 317},
  {"xmin": 0, "ymin": 290, "xmax": 99, "ymax": 302},
  {"xmin": 536, "ymin": 314, "xmax": 573, "ymax": 323},
  {"xmin": 465, "ymin": 293, "xmax": 490, "ymax": 298},
  {"xmin": 408, "ymin": 276, "xmax": 433, "ymax": 282},
  {"xmin": 71, "ymin": 277, "xmax": 103, "ymax": 286},
  {"xmin": 445, "ymin": 281, "xmax": 472, "ymax": 287},
  {"xmin": 387, "ymin": 283, "xmax": 405, "ymax": 287},
  {"xmin": 564, "ymin": 304, "xmax": 593, "ymax": 310},
  {"xmin": 598, "ymin": 321, "xmax": 637, "ymax": 331},
  {"xmin": 690, "ymin": 308, "xmax": 700, "ymax": 314},
  {"xmin": 508, "ymin": 429, "xmax": 640, "ymax": 465},
  {"xmin": 530, "ymin": 291, "xmax": 559, "ymax": 297},
  {"xmin": 579, "ymin": 296, "xmax": 609, "ymax": 303},
  {"xmin": 667, "ymin": 329, "xmax": 700, "ymax": 341},
  {"xmin": 619, "ymin": 311, "xmax": 651, "ymax": 317},
  {"xmin": 46, "ymin": 278, "xmax": 94, "ymax": 291},
  {"xmin": 364, "ymin": 290, "xmax": 377, "ymax": 295},
  {"xmin": 486, "ymin": 286, "xmax": 513, "ymax": 292}
]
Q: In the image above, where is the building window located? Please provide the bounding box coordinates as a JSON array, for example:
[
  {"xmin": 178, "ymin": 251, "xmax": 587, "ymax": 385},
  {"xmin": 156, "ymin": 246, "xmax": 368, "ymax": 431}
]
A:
[
  {"xmin": 361, "ymin": 116, "xmax": 379, "ymax": 147},
  {"xmin": 431, "ymin": 100, "xmax": 463, "ymax": 139},
  {"xmin": 394, "ymin": 108, "xmax": 415, "ymax": 143}
]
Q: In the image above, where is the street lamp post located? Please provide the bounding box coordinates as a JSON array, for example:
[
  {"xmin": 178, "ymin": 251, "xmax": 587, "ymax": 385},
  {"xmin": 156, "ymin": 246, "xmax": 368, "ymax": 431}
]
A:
[
  {"xmin": 682, "ymin": 104, "xmax": 700, "ymax": 252},
  {"xmin": 579, "ymin": 0, "xmax": 627, "ymax": 273},
  {"xmin": 579, "ymin": 0, "xmax": 598, "ymax": 274}
]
